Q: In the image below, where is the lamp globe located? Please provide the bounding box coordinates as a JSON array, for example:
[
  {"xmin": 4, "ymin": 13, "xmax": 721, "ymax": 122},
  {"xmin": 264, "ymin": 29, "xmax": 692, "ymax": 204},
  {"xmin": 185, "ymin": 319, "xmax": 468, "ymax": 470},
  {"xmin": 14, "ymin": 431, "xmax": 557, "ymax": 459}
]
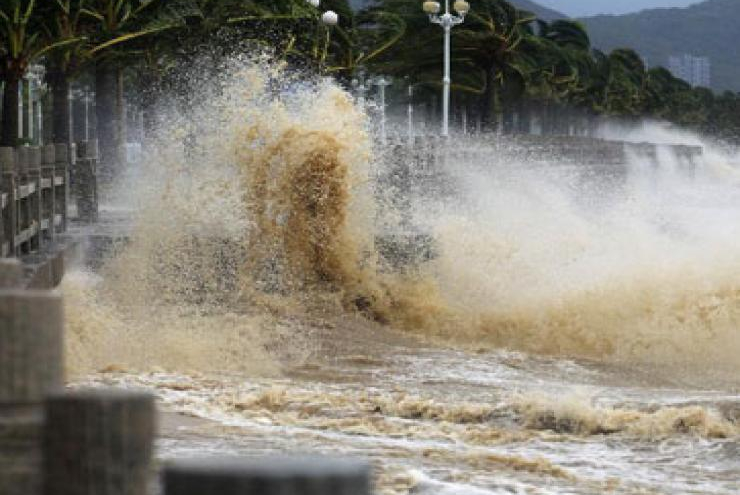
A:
[
  {"xmin": 423, "ymin": 1, "xmax": 441, "ymax": 14},
  {"xmin": 453, "ymin": 0, "xmax": 470, "ymax": 14},
  {"xmin": 321, "ymin": 10, "xmax": 339, "ymax": 25}
]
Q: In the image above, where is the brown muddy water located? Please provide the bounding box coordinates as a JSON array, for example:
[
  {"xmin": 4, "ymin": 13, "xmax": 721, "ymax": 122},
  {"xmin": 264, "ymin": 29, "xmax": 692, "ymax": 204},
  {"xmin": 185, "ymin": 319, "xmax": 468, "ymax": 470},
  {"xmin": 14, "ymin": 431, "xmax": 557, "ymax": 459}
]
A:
[
  {"xmin": 65, "ymin": 64, "xmax": 740, "ymax": 494},
  {"xmin": 73, "ymin": 314, "xmax": 740, "ymax": 495}
]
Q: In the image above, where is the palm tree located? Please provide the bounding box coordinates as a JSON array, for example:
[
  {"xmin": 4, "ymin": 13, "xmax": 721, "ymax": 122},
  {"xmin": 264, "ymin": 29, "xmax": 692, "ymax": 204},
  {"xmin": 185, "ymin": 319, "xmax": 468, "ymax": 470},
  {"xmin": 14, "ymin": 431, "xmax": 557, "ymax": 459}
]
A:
[
  {"xmin": 643, "ymin": 66, "xmax": 678, "ymax": 119},
  {"xmin": 79, "ymin": 0, "xmax": 171, "ymax": 178},
  {"xmin": 604, "ymin": 48, "xmax": 647, "ymax": 117},
  {"xmin": 0, "ymin": 0, "xmax": 79, "ymax": 145},
  {"xmin": 37, "ymin": 0, "xmax": 87, "ymax": 145},
  {"xmin": 24, "ymin": 0, "xmax": 731, "ymax": 151},
  {"xmin": 530, "ymin": 19, "xmax": 591, "ymax": 134},
  {"xmin": 455, "ymin": 0, "xmax": 535, "ymax": 130},
  {"xmin": 323, "ymin": 5, "xmax": 406, "ymax": 82},
  {"xmin": 0, "ymin": 0, "xmax": 38, "ymax": 145},
  {"xmin": 226, "ymin": 0, "xmax": 342, "ymax": 71},
  {"xmin": 488, "ymin": 18, "xmax": 581, "ymax": 135}
]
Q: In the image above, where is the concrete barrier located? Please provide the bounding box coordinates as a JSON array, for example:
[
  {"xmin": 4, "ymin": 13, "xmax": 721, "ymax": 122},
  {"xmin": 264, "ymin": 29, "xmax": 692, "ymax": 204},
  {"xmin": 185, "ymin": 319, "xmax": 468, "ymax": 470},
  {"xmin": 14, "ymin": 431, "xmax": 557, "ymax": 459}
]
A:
[{"xmin": 164, "ymin": 457, "xmax": 372, "ymax": 495}]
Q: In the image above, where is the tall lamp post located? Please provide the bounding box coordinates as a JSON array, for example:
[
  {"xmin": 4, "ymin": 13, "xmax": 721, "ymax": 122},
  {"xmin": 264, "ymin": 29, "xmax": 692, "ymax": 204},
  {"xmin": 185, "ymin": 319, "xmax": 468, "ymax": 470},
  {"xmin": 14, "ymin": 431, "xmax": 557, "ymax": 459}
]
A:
[
  {"xmin": 306, "ymin": 0, "xmax": 339, "ymax": 72},
  {"xmin": 423, "ymin": 0, "xmax": 470, "ymax": 137},
  {"xmin": 369, "ymin": 76, "xmax": 392, "ymax": 144},
  {"xmin": 351, "ymin": 73, "xmax": 369, "ymax": 107}
]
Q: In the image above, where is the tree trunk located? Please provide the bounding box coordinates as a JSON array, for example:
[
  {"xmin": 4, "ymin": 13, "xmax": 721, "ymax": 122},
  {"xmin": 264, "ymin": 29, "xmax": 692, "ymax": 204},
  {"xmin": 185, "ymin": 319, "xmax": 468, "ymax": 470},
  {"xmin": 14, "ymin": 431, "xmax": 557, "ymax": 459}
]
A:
[
  {"xmin": 555, "ymin": 104, "xmax": 566, "ymax": 135},
  {"xmin": 133, "ymin": 63, "xmax": 160, "ymax": 143},
  {"xmin": 95, "ymin": 62, "xmax": 120, "ymax": 182},
  {"xmin": 517, "ymin": 99, "xmax": 532, "ymax": 134},
  {"xmin": 1, "ymin": 76, "xmax": 20, "ymax": 146},
  {"xmin": 543, "ymin": 102, "xmax": 556, "ymax": 136},
  {"xmin": 502, "ymin": 100, "xmax": 515, "ymax": 135},
  {"xmin": 49, "ymin": 67, "xmax": 71, "ymax": 146},
  {"xmin": 559, "ymin": 105, "xmax": 567, "ymax": 135},
  {"xmin": 479, "ymin": 70, "xmax": 499, "ymax": 132}
]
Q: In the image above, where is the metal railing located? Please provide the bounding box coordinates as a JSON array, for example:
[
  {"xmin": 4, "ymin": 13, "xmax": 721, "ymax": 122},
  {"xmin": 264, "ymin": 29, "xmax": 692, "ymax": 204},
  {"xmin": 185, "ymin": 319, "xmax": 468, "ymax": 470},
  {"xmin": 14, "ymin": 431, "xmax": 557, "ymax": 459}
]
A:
[{"xmin": 0, "ymin": 144, "xmax": 70, "ymax": 258}]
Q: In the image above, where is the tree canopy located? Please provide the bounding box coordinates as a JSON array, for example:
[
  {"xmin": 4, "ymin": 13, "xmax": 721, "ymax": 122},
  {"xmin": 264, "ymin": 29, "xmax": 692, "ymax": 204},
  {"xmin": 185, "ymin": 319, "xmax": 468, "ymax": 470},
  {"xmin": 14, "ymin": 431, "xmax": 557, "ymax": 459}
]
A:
[{"xmin": 2, "ymin": 0, "xmax": 740, "ymax": 147}]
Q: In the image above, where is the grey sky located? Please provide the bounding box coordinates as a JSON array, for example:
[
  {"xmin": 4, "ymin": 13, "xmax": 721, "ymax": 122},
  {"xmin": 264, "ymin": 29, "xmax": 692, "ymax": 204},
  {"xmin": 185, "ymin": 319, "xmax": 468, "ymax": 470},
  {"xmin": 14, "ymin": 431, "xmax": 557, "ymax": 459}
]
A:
[{"xmin": 534, "ymin": 0, "xmax": 701, "ymax": 16}]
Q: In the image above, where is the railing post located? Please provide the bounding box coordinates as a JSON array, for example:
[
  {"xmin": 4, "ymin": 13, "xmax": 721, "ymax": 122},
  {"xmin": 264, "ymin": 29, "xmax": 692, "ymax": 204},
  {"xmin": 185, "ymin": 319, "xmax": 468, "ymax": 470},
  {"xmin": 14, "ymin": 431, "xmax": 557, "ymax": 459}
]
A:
[
  {"xmin": 41, "ymin": 145, "xmax": 56, "ymax": 244},
  {"xmin": 54, "ymin": 144, "xmax": 69, "ymax": 234},
  {"xmin": 0, "ymin": 147, "xmax": 16, "ymax": 257},
  {"xmin": 67, "ymin": 143, "xmax": 75, "ymax": 232},
  {"xmin": 0, "ymin": 284, "xmax": 64, "ymax": 495},
  {"xmin": 16, "ymin": 147, "xmax": 30, "ymax": 254},
  {"xmin": 163, "ymin": 457, "xmax": 373, "ymax": 495},
  {"xmin": 90, "ymin": 140, "xmax": 99, "ymax": 222},
  {"xmin": 0, "ymin": 156, "xmax": 4, "ymax": 257},
  {"xmin": 28, "ymin": 146, "xmax": 42, "ymax": 252},
  {"xmin": 43, "ymin": 390, "xmax": 156, "ymax": 495}
]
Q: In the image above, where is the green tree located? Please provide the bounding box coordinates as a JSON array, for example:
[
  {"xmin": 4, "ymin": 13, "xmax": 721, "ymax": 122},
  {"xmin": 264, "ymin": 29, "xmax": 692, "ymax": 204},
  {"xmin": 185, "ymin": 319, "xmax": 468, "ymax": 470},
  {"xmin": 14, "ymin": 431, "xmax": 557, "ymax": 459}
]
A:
[
  {"xmin": 0, "ymin": 0, "xmax": 78, "ymax": 145},
  {"xmin": 324, "ymin": 4, "xmax": 405, "ymax": 82},
  {"xmin": 519, "ymin": 19, "xmax": 588, "ymax": 134},
  {"xmin": 37, "ymin": 0, "xmax": 87, "ymax": 145},
  {"xmin": 79, "ymin": 0, "xmax": 171, "ymax": 178}
]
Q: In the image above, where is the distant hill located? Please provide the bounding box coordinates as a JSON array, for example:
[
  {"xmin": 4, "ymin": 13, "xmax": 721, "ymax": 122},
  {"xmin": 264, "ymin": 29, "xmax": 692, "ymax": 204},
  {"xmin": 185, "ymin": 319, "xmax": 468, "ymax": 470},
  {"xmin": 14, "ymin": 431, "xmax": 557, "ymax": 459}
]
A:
[
  {"xmin": 581, "ymin": 0, "xmax": 740, "ymax": 92},
  {"xmin": 510, "ymin": 0, "xmax": 567, "ymax": 20}
]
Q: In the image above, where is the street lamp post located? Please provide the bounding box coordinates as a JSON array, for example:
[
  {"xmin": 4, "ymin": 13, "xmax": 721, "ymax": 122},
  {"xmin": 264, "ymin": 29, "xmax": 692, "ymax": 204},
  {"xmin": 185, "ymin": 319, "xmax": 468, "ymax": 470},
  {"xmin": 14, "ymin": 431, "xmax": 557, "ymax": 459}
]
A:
[
  {"xmin": 320, "ymin": 10, "xmax": 339, "ymax": 72},
  {"xmin": 423, "ymin": 0, "xmax": 470, "ymax": 137},
  {"xmin": 369, "ymin": 76, "xmax": 392, "ymax": 144},
  {"xmin": 305, "ymin": 0, "xmax": 339, "ymax": 72},
  {"xmin": 351, "ymin": 73, "xmax": 369, "ymax": 107}
]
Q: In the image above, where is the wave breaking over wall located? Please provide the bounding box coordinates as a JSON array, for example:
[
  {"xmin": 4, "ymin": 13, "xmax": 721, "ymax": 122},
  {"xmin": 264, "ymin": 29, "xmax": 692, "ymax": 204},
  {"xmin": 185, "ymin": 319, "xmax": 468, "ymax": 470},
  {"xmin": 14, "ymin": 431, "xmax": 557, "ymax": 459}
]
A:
[{"xmin": 65, "ymin": 60, "xmax": 740, "ymax": 384}]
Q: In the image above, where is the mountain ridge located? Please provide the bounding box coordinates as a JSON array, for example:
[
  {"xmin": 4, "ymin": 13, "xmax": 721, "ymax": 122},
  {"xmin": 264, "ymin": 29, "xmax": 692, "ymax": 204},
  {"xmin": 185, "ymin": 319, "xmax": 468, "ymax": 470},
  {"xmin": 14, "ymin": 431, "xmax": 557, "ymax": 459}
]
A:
[
  {"xmin": 580, "ymin": 0, "xmax": 740, "ymax": 91},
  {"xmin": 509, "ymin": 0, "xmax": 567, "ymax": 20}
]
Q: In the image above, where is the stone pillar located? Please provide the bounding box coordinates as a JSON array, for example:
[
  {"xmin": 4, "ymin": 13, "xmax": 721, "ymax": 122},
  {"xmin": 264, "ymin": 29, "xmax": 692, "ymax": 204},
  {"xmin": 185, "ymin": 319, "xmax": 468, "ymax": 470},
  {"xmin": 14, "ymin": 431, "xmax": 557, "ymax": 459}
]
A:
[
  {"xmin": 0, "ymin": 147, "xmax": 16, "ymax": 256},
  {"xmin": 0, "ymin": 289, "xmax": 64, "ymax": 495},
  {"xmin": 53, "ymin": 144, "xmax": 69, "ymax": 233},
  {"xmin": 43, "ymin": 390, "xmax": 156, "ymax": 495},
  {"xmin": 41, "ymin": 145, "xmax": 56, "ymax": 243},
  {"xmin": 15, "ymin": 147, "xmax": 31, "ymax": 254},
  {"xmin": 27, "ymin": 146, "xmax": 42, "ymax": 251}
]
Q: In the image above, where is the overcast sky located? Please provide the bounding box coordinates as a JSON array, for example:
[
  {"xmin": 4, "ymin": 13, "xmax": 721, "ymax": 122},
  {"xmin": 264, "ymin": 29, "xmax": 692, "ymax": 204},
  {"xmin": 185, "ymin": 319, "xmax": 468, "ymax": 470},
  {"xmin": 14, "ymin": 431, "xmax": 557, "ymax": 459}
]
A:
[{"xmin": 535, "ymin": 0, "xmax": 701, "ymax": 16}]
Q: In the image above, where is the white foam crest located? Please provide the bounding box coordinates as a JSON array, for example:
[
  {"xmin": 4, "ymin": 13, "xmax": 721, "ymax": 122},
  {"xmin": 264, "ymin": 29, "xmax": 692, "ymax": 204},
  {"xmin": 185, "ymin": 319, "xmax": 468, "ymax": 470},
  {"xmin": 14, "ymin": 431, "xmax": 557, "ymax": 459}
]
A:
[{"xmin": 410, "ymin": 125, "xmax": 740, "ymax": 377}]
